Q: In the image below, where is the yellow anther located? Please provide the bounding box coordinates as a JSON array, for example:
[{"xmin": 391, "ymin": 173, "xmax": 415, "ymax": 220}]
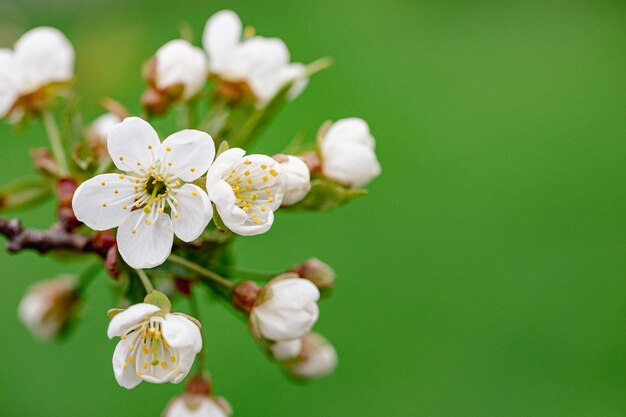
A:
[
  {"xmin": 119, "ymin": 156, "xmax": 124, "ymax": 161},
  {"xmin": 250, "ymin": 212, "xmax": 257, "ymax": 218},
  {"xmin": 135, "ymin": 179, "xmax": 140, "ymax": 184},
  {"xmin": 136, "ymin": 371, "xmax": 142, "ymax": 377},
  {"xmin": 245, "ymin": 186, "xmax": 251, "ymax": 191},
  {"xmin": 251, "ymin": 193, "xmax": 258, "ymax": 201},
  {"xmin": 244, "ymin": 160, "xmax": 252, "ymax": 165},
  {"xmin": 142, "ymin": 363, "xmax": 148, "ymax": 369},
  {"xmin": 102, "ymin": 203, "xmax": 107, "ymax": 207},
  {"xmin": 261, "ymin": 206, "xmax": 266, "ymax": 212},
  {"xmin": 154, "ymin": 331, "xmax": 161, "ymax": 340},
  {"xmin": 132, "ymin": 230, "xmax": 137, "ymax": 235},
  {"xmin": 190, "ymin": 167, "xmax": 196, "ymax": 172},
  {"xmin": 145, "ymin": 220, "xmax": 152, "ymax": 225},
  {"xmin": 170, "ymin": 356, "xmax": 176, "ymax": 363},
  {"xmin": 122, "ymin": 205, "xmax": 127, "ymax": 209},
  {"xmin": 244, "ymin": 170, "xmax": 250, "ymax": 176},
  {"xmin": 168, "ymin": 162, "xmax": 172, "ymax": 166},
  {"xmin": 119, "ymin": 174, "xmax": 125, "ymax": 179},
  {"xmin": 114, "ymin": 190, "xmax": 119, "ymax": 194},
  {"xmin": 148, "ymin": 145, "xmax": 152, "ymax": 150},
  {"xmin": 262, "ymin": 176, "xmax": 268, "ymax": 182},
  {"xmin": 129, "ymin": 356, "xmax": 135, "ymax": 363},
  {"xmin": 123, "ymin": 362, "xmax": 128, "ymax": 369},
  {"xmin": 101, "ymin": 182, "xmax": 106, "ymax": 186},
  {"xmin": 192, "ymin": 191, "xmax": 198, "ymax": 197},
  {"xmin": 121, "ymin": 335, "xmax": 126, "ymax": 340},
  {"xmin": 253, "ymin": 219, "xmax": 260, "ymax": 224},
  {"xmin": 136, "ymin": 162, "xmax": 141, "ymax": 166},
  {"xmin": 166, "ymin": 146, "xmax": 172, "ymax": 152},
  {"xmin": 269, "ymin": 169, "xmax": 278, "ymax": 177},
  {"xmin": 261, "ymin": 164, "xmax": 267, "ymax": 170},
  {"xmin": 265, "ymin": 189, "xmax": 271, "ymax": 195},
  {"xmin": 242, "ymin": 207, "xmax": 249, "ymax": 212},
  {"xmin": 158, "ymin": 208, "xmax": 164, "ymax": 213},
  {"xmin": 174, "ymin": 213, "xmax": 179, "ymax": 218},
  {"xmin": 235, "ymin": 176, "xmax": 241, "ymax": 182},
  {"xmin": 129, "ymin": 344, "xmax": 134, "ymax": 351},
  {"xmin": 176, "ymin": 180, "xmax": 181, "ymax": 186},
  {"xmin": 161, "ymin": 361, "xmax": 167, "ymax": 368},
  {"xmin": 247, "ymin": 178, "xmax": 253, "ymax": 184},
  {"xmin": 268, "ymin": 197, "xmax": 274, "ymax": 203}
]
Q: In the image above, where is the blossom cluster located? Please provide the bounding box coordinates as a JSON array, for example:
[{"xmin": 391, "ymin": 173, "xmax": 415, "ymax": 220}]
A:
[{"xmin": 1, "ymin": 9, "xmax": 381, "ymax": 417}]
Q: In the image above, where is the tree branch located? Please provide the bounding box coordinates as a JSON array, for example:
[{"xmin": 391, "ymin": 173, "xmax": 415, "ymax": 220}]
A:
[{"xmin": 0, "ymin": 217, "xmax": 112, "ymax": 257}]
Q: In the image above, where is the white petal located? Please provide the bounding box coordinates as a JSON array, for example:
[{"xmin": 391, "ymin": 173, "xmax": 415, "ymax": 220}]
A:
[
  {"xmin": 322, "ymin": 142, "xmax": 381, "ymax": 188},
  {"xmin": 155, "ymin": 40, "xmax": 207, "ymax": 99},
  {"xmin": 117, "ymin": 210, "xmax": 174, "ymax": 269},
  {"xmin": 107, "ymin": 303, "xmax": 160, "ymax": 338},
  {"xmin": 271, "ymin": 339, "xmax": 303, "ymax": 360},
  {"xmin": 158, "ymin": 130, "xmax": 215, "ymax": 182},
  {"xmin": 72, "ymin": 174, "xmax": 135, "ymax": 231},
  {"xmin": 280, "ymin": 155, "xmax": 311, "ymax": 205},
  {"xmin": 14, "ymin": 27, "xmax": 74, "ymax": 94},
  {"xmin": 169, "ymin": 346, "xmax": 197, "ymax": 384},
  {"xmin": 203, "ymin": 10, "xmax": 242, "ymax": 72},
  {"xmin": 254, "ymin": 302, "xmax": 318, "ymax": 341},
  {"xmin": 112, "ymin": 336, "xmax": 143, "ymax": 389},
  {"xmin": 227, "ymin": 210, "xmax": 274, "ymax": 236},
  {"xmin": 0, "ymin": 49, "xmax": 20, "ymax": 117},
  {"xmin": 290, "ymin": 337, "xmax": 338, "ymax": 379},
  {"xmin": 172, "ymin": 184, "xmax": 212, "ymax": 242},
  {"xmin": 207, "ymin": 179, "xmax": 248, "ymax": 224},
  {"xmin": 206, "ymin": 147, "xmax": 245, "ymax": 185},
  {"xmin": 162, "ymin": 313, "xmax": 202, "ymax": 352},
  {"xmin": 108, "ymin": 117, "xmax": 160, "ymax": 172},
  {"xmin": 90, "ymin": 113, "xmax": 122, "ymax": 141},
  {"xmin": 322, "ymin": 118, "xmax": 375, "ymax": 150}
]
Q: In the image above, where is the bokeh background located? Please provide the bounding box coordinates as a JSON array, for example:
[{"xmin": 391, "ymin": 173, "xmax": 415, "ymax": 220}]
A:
[{"xmin": 0, "ymin": 0, "xmax": 625, "ymax": 416}]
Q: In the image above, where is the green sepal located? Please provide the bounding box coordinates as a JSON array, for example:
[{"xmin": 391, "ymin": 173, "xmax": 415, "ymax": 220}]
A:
[
  {"xmin": 106, "ymin": 308, "xmax": 124, "ymax": 319},
  {"xmin": 144, "ymin": 290, "xmax": 172, "ymax": 312},
  {"xmin": 288, "ymin": 177, "xmax": 367, "ymax": 211}
]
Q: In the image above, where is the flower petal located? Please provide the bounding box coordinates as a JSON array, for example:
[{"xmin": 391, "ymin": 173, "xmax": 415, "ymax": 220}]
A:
[
  {"xmin": 155, "ymin": 39, "xmax": 208, "ymax": 99},
  {"xmin": 112, "ymin": 336, "xmax": 143, "ymax": 389},
  {"xmin": 117, "ymin": 210, "xmax": 174, "ymax": 269},
  {"xmin": 171, "ymin": 184, "xmax": 212, "ymax": 242},
  {"xmin": 227, "ymin": 210, "xmax": 274, "ymax": 236},
  {"xmin": 272, "ymin": 339, "xmax": 303, "ymax": 360},
  {"xmin": 322, "ymin": 118, "xmax": 375, "ymax": 150},
  {"xmin": 206, "ymin": 147, "xmax": 245, "ymax": 185},
  {"xmin": 107, "ymin": 303, "xmax": 160, "ymax": 338},
  {"xmin": 72, "ymin": 174, "xmax": 135, "ymax": 231},
  {"xmin": 203, "ymin": 10, "xmax": 242, "ymax": 72},
  {"xmin": 14, "ymin": 27, "xmax": 74, "ymax": 94},
  {"xmin": 322, "ymin": 142, "xmax": 381, "ymax": 188},
  {"xmin": 158, "ymin": 130, "xmax": 215, "ymax": 182},
  {"xmin": 0, "ymin": 49, "xmax": 20, "ymax": 117},
  {"xmin": 108, "ymin": 117, "xmax": 160, "ymax": 172},
  {"xmin": 169, "ymin": 346, "xmax": 198, "ymax": 384},
  {"xmin": 254, "ymin": 301, "xmax": 319, "ymax": 341},
  {"xmin": 162, "ymin": 313, "xmax": 202, "ymax": 352}
]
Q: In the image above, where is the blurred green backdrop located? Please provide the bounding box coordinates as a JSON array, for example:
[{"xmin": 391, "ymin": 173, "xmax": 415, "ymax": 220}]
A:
[{"xmin": 1, "ymin": 0, "xmax": 625, "ymax": 416}]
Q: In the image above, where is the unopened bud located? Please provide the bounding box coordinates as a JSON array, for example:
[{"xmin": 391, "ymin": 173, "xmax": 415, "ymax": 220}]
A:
[
  {"xmin": 18, "ymin": 276, "xmax": 80, "ymax": 341},
  {"xmin": 289, "ymin": 258, "xmax": 335, "ymax": 290},
  {"xmin": 284, "ymin": 332, "xmax": 337, "ymax": 380},
  {"xmin": 273, "ymin": 154, "xmax": 311, "ymax": 206}
]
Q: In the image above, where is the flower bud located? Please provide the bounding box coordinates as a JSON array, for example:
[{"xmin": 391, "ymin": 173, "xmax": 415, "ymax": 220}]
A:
[
  {"xmin": 273, "ymin": 154, "xmax": 311, "ymax": 206},
  {"xmin": 87, "ymin": 113, "xmax": 121, "ymax": 160},
  {"xmin": 163, "ymin": 375, "xmax": 231, "ymax": 417},
  {"xmin": 319, "ymin": 118, "xmax": 381, "ymax": 188},
  {"xmin": 271, "ymin": 338, "xmax": 303, "ymax": 360},
  {"xmin": 18, "ymin": 275, "xmax": 80, "ymax": 341},
  {"xmin": 249, "ymin": 274, "xmax": 320, "ymax": 342},
  {"xmin": 153, "ymin": 40, "xmax": 208, "ymax": 100},
  {"xmin": 284, "ymin": 332, "xmax": 337, "ymax": 380},
  {"xmin": 289, "ymin": 258, "xmax": 335, "ymax": 290}
]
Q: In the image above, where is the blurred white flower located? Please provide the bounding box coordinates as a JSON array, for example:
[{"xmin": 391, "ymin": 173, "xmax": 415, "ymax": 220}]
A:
[
  {"xmin": 88, "ymin": 112, "xmax": 122, "ymax": 158},
  {"xmin": 273, "ymin": 154, "xmax": 311, "ymax": 206},
  {"xmin": 320, "ymin": 118, "xmax": 381, "ymax": 188},
  {"xmin": 18, "ymin": 275, "xmax": 79, "ymax": 341},
  {"xmin": 271, "ymin": 338, "xmax": 303, "ymax": 360},
  {"xmin": 0, "ymin": 26, "xmax": 74, "ymax": 117},
  {"xmin": 206, "ymin": 148, "xmax": 287, "ymax": 236},
  {"xmin": 108, "ymin": 302, "xmax": 202, "ymax": 389},
  {"xmin": 285, "ymin": 332, "xmax": 337, "ymax": 380},
  {"xmin": 154, "ymin": 40, "xmax": 208, "ymax": 100},
  {"xmin": 72, "ymin": 117, "xmax": 215, "ymax": 269},
  {"xmin": 250, "ymin": 277, "xmax": 320, "ymax": 341},
  {"xmin": 163, "ymin": 394, "xmax": 231, "ymax": 417},
  {"xmin": 202, "ymin": 9, "xmax": 307, "ymax": 104}
]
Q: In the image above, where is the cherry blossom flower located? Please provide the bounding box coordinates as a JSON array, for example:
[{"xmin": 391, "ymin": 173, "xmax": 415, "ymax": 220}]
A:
[
  {"xmin": 202, "ymin": 10, "xmax": 307, "ymax": 104},
  {"xmin": 72, "ymin": 117, "xmax": 215, "ymax": 268},
  {"xmin": 108, "ymin": 302, "xmax": 202, "ymax": 389},
  {"xmin": 284, "ymin": 332, "xmax": 337, "ymax": 380},
  {"xmin": 0, "ymin": 27, "xmax": 74, "ymax": 118},
  {"xmin": 320, "ymin": 118, "xmax": 381, "ymax": 188},
  {"xmin": 163, "ymin": 394, "xmax": 231, "ymax": 417},
  {"xmin": 273, "ymin": 154, "xmax": 311, "ymax": 205},
  {"xmin": 153, "ymin": 39, "xmax": 208, "ymax": 100},
  {"xmin": 206, "ymin": 148, "xmax": 287, "ymax": 236}
]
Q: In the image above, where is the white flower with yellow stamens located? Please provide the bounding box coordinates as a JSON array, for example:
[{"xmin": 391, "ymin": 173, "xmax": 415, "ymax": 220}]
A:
[
  {"xmin": 108, "ymin": 301, "xmax": 202, "ymax": 389},
  {"xmin": 205, "ymin": 148, "xmax": 287, "ymax": 236},
  {"xmin": 72, "ymin": 117, "xmax": 215, "ymax": 269}
]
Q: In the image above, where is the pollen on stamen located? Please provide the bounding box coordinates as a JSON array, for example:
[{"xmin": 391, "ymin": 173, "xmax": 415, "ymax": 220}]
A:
[
  {"xmin": 148, "ymin": 145, "xmax": 152, "ymax": 150},
  {"xmin": 161, "ymin": 361, "xmax": 167, "ymax": 368},
  {"xmin": 102, "ymin": 203, "xmax": 107, "ymax": 207},
  {"xmin": 190, "ymin": 167, "xmax": 196, "ymax": 173},
  {"xmin": 145, "ymin": 220, "xmax": 152, "ymax": 225},
  {"xmin": 268, "ymin": 197, "xmax": 274, "ymax": 203},
  {"xmin": 262, "ymin": 176, "xmax": 268, "ymax": 182},
  {"xmin": 122, "ymin": 205, "xmax": 127, "ymax": 209},
  {"xmin": 265, "ymin": 189, "xmax": 271, "ymax": 194},
  {"xmin": 166, "ymin": 146, "xmax": 172, "ymax": 152},
  {"xmin": 122, "ymin": 362, "xmax": 128, "ymax": 369},
  {"xmin": 251, "ymin": 193, "xmax": 258, "ymax": 201},
  {"xmin": 119, "ymin": 156, "xmax": 124, "ymax": 161},
  {"xmin": 136, "ymin": 371, "xmax": 142, "ymax": 377},
  {"xmin": 261, "ymin": 164, "xmax": 267, "ymax": 170},
  {"xmin": 170, "ymin": 356, "xmax": 176, "ymax": 363},
  {"xmin": 244, "ymin": 160, "xmax": 251, "ymax": 165},
  {"xmin": 101, "ymin": 182, "xmax": 106, "ymax": 186},
  {"xmin": 114, "ymin": 190, "xmax": 119, "ymax": 194},
  {"xmin": 119, "ymin": 174, "xmax": 125, "ymax": 179},
  {"xmin": 261, "ymin": 206, "xmax": 266, "ymax": 212},
  {"xmin": 142, "ymin": 363, "xmax": 148, "ymax": 369},
  {"xmin": 192, "ymin": 191, "xmax": 198, "ymax": 197},
  {"xmin": 269, "ymin": 169, "xmax": 278, "ymax": 177},
  {"xmin": 244, "ymin": 170, "xmax": 250, "ymax": 176},
  {"xmin": 174, "ymin": 213, "xmax": 180, "ymax": 218},
  {"xmin": 129, "ymin": 356, "xmax": 135, "ymax": 363},
  {"xmin": 132, "ymin": 230, "xmax": 137, "ymax": 235},
  {"xmin": 158, "ymin": 208, "xmax": 164, "ymax": 213}
]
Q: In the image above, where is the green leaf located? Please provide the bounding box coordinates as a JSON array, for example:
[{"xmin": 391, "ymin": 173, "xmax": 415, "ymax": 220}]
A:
[{"xmin": 0, "ymin": 176, "xmax": 52, "ymax": 212}]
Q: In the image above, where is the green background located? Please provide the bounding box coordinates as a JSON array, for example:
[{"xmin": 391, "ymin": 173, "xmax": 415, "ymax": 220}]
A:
[{"xmin": 1, "ymin": 0, "xmax": 625, "ymax": 416}]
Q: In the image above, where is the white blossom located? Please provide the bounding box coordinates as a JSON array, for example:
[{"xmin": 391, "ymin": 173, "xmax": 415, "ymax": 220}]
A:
[
  {"xmin": 0, "ymin": 27, "xmax": 74, "ymax": 117},
  {"xmin": 202, "ymin": 10, "xmax": 307, "ymax": 104},
  {"xmin": 206, "ymin": 148, "xmax": 287, "ymax": 236},
  {"xmin": 250, "ymin": 277, "xmax": 320, "ymax": 341},
  {"xmin": 154, "ymin": 40, "xmax": 208, "ymax": 100},
  {"xmin": 320, "ymin": 118, "xmax": 381, "ymax": 188},
  {"xmin": 88, "ymin": 113, "xmax": 122, "ymax": 157},
  {"xmin": 163, "ymin": 394, "xmax": 231, "ymax": 417},
  {"xmin": 286, "ymin": 332, "xmax": 337, "ymax": 380},
  {"xmin": 18, "ymin": 276, "xmax": 78, "ymax": 341},
  {"xmin": 274, "ymin": 155, "xmax": 310, "ymax": 205},
  {"xmin": 72, "ymin": 117, "xmax": 215, "ymax": 269},
  {"xmin": 271, "ymin": 339, "xmax": 303, "ymax": 360},
  {"xmin": 108, "ymin": 303, "xmax": 202, "ymax": 389}
]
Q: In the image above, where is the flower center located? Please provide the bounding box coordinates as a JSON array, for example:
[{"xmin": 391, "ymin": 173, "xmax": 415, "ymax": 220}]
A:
[{"xmin": 122, "ymin": 318, "xmax": 180, "ymax": 379}]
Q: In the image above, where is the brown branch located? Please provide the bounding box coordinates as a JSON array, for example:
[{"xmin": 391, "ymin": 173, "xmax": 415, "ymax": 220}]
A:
[{"xmin": 0, "ymin": 218, "xmax": 113, "ymax": 258}]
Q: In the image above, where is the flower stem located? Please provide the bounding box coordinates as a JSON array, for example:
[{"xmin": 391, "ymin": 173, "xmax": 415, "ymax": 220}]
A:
[
  {"xmin": 41, "ymin": 110, "xmax": 70, "ymax": 177},
  {"xmin": 136, "ymin": 269, "xmax": 154, "ymax": 293},
  {"xmin": 168, "ymin": 254, "xmax": 234, "ymax": 290}
]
